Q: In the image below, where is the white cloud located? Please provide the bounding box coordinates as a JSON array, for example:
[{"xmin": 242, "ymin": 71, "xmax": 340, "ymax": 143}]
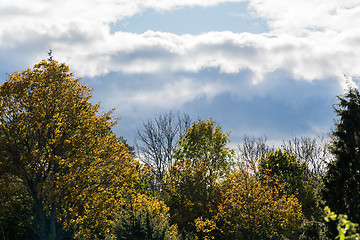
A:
[
  {"xmin": 0, "ymin": 0, "xmax": 245, "ymax": 44},
  {"xmin": 2, "ymin": 1, "xmax": 360, "ymax": 78},
  {"xmin": 248, "ymin": 0, "xmax": 360, "ymax": 34},
  {"xmin": 51, "ymin": 28, "xmax": 360, "ymax": 87},
  {"xmin": 1, "ymin": 0, "xmax": 360, "ymax": 112}
]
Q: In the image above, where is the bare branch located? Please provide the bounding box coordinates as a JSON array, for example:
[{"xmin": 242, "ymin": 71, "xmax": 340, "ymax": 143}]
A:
[{"xmin": 135, "ymin": 111, "xmax": 191, "ymax": 188}]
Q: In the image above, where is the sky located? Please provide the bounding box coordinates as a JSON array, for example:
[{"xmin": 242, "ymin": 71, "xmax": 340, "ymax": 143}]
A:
[{"xmin": 1, "ymin": 0, "xmax": 360, "ymax": 146}]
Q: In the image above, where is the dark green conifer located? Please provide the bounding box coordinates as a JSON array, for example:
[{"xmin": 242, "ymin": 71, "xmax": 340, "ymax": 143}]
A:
[{"xmin": 323, "ymin": 86, "xmax": 360, "ymax": 223}]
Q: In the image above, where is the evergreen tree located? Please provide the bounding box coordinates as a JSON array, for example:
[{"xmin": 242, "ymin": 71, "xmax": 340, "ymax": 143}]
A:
[{"xmin": 323, "ymin": 86, "xmax": 360, "ymax": 223}]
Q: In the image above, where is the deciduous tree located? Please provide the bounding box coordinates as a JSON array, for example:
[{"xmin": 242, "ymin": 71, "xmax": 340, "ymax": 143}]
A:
[
  {"xmin": 259, "ymin": 150, "xmax": 321, "ymax": 221},
  {"xmin": 0, "ymin": 60, "xmax": 146, "ymax": 239},
  {"xmin": 163, "ymin": 119, "xmax": 234, "ymax": 236},
  {"xmin": 215, "ymin": 167, "xmax": 303, "ymax": 240},
  {"xmin": 173, "ymin": 119, "xmax": 234, "ymax": 177},
  {"xmin": 135, "ymin": 112, "xmax": 191, "ymax": 189}
]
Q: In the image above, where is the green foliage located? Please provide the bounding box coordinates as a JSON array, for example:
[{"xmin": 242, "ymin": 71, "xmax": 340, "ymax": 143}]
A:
[
  {"xmin": 119, "ymin": 135, "xmax": 136, "ymax": 157},
  {"xmin": 323, "ymin": 86, "xmax": 360, "ymax": 224},
  {"xmin": 259, "ymin": 150, "xmax": 322, "ymax": 220},
  {"xmin": 163, "ymin": 119, "xmax": 234, "ymax": 236},
  {"xmin": 162, "ymin": 158, "xmax": 221, "ymax": 235},
  {"xmin": 325, "ymin": 206, "xmax": 360, "ymax": 240},
  {"xmin": 4, "ymin": 60, "xmax": 357, "ymax": 240},
  {"xmin": 0, "ymin": 179, "xmax": 35, "ymax": 239},
  {"xmin": 174, "ymin": 119, "xmax": 234, "ymax": 177},
  {"xmin": 259, "ymin": 150, "xmax": 308, "ymax": 193},
  {"xmin": 299, "ymin": 220, "xmax": 330, "ymax": 240}
]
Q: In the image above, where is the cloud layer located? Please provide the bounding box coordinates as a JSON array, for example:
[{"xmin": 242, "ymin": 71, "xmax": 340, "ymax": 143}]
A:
[
  {"xmin": 2, "ymin": 1, "xmax": 359, "ymax": 79},
  {"xmin": 1, "ymin": 0, "xmax": 358, "ymax": 142}
]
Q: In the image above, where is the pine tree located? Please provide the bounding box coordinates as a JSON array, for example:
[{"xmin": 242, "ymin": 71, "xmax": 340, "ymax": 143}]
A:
[{"xmin": 323, "ymin": 86, "xmax": 360, "ymax": 223}]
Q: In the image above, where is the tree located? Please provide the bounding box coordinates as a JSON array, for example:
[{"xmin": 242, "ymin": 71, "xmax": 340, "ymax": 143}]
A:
[
  {"xmin": 163, "ymin": 119, "xmax": 234, "ymax": 236},
  {"xmin": 135, "ymin": 112, "xmax": 191, "ymax": 188},
  {"xmin": 238, "ymin": 136, "xmax": 329, "ymax": 218},
  {"xmin": 237, "ymin": 135, "xmax": 330, "ymax": 178},
  {"xmin": 173, "ymin": 119, "xmax": 234, "ymax": 177},
  {"xmin": 259, "ymin": 150, "xmax": 322, "ymax": 221},
  {"xmin": 237, "ymin": 135, "xmax": 274, "ymax": 170},
  {"xmin": 108, "ymin": 193, "xmax": 179, "ymax": 240},
  {"xmin": 0, "ymin": 176, "xmax": 35, "ymax": 239},
  {"xmin": 323, "ymin": 86, "xmax": 360, "ymax": 224},
  {"xmin": 162, "ymin": 158, "xmax": 220, "ymax": 236},
  {"xmin": 214, "ymin": 167, "xmax": 303, "ymax": 240},
  {"xmin": 281, "ymin": 135, "xmax": 330, "ymax": 178},
  {"xmin": 0, "ymin": 60, "xmax": 146, "ymax": 239}
]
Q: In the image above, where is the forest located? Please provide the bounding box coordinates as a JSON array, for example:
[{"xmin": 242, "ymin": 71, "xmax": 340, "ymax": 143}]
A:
[{"xmin": 0, "ymin": 59, "xmax": 359, "ymax": 240}]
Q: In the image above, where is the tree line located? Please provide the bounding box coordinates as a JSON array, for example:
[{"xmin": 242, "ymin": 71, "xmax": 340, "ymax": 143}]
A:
[{"xmin": 0, "ymin": 60, "xmax": 359, "ymax": 239}]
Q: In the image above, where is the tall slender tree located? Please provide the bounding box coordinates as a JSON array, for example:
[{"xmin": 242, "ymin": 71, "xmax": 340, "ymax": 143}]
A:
[
  {"xmin": 163, "ymin": 119, "xmax": 234, "ymax": 236},
  {"xmin": 323, "ymin": 86, "xmax": 360, "ymax": 223}
]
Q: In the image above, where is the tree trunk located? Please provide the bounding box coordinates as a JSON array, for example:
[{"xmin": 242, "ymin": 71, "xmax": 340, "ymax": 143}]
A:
[
  {"xmin": 50, "ymin": 203, "xmax": 57, "ymax": 240},
  {"xmin": 29, "ymin": 181, "xmax": 48, "ymax": 240},
  {"xmin": 36, "ymin": 199, "xmax": 48, "ymax": 240}
]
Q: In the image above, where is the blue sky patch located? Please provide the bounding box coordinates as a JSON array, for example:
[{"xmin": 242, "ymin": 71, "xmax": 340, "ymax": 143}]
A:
[{"xmin": 110, "ymin": 2, "xmax": 269, "ymax": 35}]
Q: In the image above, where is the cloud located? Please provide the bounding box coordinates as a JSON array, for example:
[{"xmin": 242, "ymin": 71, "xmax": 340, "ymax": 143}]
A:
[
  {"xmin": 50, "ymin": 28, "xmax": 359, "ymax": 89},
  {"xmin": 248, "ymin": 0, "xmax": 360, "ymax": 35},
  {"xmin": 2, "ymin": 1, "xmax": 360, "ymax": 84},
  {"xmin": 1, "ymin": 0, "xmax": 359, "ymax": 142}
]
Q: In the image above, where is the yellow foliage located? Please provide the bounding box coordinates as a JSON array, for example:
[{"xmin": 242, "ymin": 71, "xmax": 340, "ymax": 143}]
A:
[
  {"xmin": 162, "ymin": 158, "xmax": 222, "ymax": 235},
  {"xmin": 195, "ymin": 217, "xmax": 217, "ymax": 240},
  {"xmin": 215, "ymin": 168, "xmax": 304, "ymax": 239},
  {"xmin": 0, "ymin": 60, "xmax": 150, "ymax": 239}
]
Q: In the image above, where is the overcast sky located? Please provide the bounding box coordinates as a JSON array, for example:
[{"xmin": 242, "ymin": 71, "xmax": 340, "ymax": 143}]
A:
[{"xmin": 1, "ymin": 0, "xmax": 360, "ymax": 146}]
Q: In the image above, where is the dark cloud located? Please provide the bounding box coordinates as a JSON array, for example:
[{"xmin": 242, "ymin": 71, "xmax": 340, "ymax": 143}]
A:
[{"xmin": 80, "ymin": 67, "xmax": 341, "ymax": 146}]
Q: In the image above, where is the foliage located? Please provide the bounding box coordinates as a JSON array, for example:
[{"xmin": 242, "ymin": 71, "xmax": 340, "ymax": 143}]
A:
[
  {"xmin": 163, "ymin": 119, "xmax": 234, "ymax": 237},
  {"xmin": 162, "ymin": 158, "xmax": 221, "ymax": 236},
  {"xmin": 60, "ymin": 159, "xmax": 150, "ymax": 239},
  {"xmin": 173, "ymin": 119, "xmax": 234, "ymax": 178},
  {"xmin": 214, "ymin": 167, "xmax": 304, "ymax": 240},
  {"xmin": 259, "ymin": 150, "xmax": 322, "ymax": 220},
  {"xmin": 194, "ymin": 217, "xmax": 217, "ymax": 240},
  {"xmin": 238, "ymin": 135, "xmax": 330, "ymax": 178},
  {"xmin": 325, "ymin": 206, "xmax": 360, "ymax": 240},
  {"xmin": 259, "ymin": 150, "xmax": 308, "ymax": 193},
  {"xmin": 0, "ymin": 60, "xmax": 147, "ymax": 239},
  {"xmin": 108, "ymin": 193, "xmax": 179, "ymax": 240},
  {"xmin": 323, "ymin": 86, "xmax": 360, "ymax": 224},
  {"xmin": 2, "ymin": 59, "xmax": 353, "ymax": 239},
  {"xmin": 299, "ymin": 220, "xmax": 330, "ymax": 240},
  {"xmin": 0, "ymin": 177, "xmax": 36, "ymax": 239},
  {"xmin": 119, "ymin": 135, "xmax": 136, "ymax": 157}
]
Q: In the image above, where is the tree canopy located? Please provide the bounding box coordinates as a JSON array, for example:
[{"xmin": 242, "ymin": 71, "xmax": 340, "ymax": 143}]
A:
[
  {"xmin": 0, "ymin": 60, "xmax": 147, "ymax": 239},
  {"xmin": 323, "ymin": 86, "xmax": 360, "ymax": 224},
  {"xmin": 259, "ymin": 150, "xmax": 321, "ymax": 221},
  {"xmin": 2, "ymin": 59, "xmax": 359, "ymax": 240},
  {"xmin": 163, "ymin": 119, "xmax": 234, "ymax": 237}
]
